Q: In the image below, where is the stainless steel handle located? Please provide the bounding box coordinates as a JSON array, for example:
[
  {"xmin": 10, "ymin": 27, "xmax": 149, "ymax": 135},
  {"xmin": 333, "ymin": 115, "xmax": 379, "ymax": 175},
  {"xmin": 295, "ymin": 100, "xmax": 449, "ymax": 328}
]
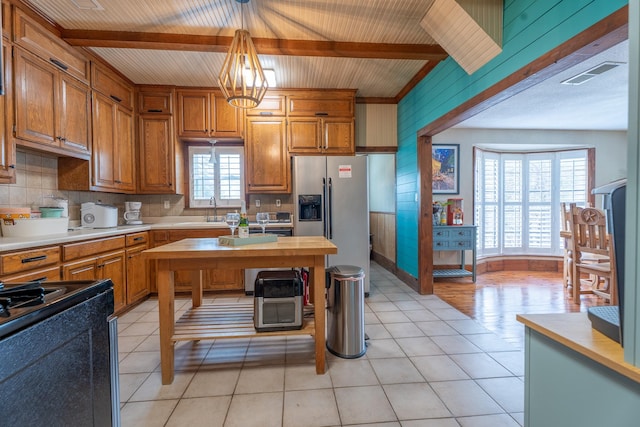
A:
[
  {"xmin": 328, "ymin": 177, "xmax": 333, "ymax": 239},
  {"xmin": 322, "ymin": 177, "xmax": 328, "ymax": 238}
]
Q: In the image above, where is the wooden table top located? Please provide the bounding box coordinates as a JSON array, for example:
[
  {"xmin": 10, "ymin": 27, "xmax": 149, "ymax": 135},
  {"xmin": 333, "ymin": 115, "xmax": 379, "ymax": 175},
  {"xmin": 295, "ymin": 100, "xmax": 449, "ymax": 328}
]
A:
[
  {"xmin": 142, "ymin": 236, "xmax": 337, "ymax": 260},
  {"xmin": 517, "ymin": 312, "xmax": 640, "ymax": 383}
]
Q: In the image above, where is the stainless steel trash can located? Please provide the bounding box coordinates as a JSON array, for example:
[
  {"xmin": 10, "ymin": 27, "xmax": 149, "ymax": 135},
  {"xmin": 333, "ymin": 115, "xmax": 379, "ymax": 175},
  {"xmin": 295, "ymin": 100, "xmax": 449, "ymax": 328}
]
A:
[{"xmin": 326, "ymin": 265, "xmax": 366, "ymax": 358}]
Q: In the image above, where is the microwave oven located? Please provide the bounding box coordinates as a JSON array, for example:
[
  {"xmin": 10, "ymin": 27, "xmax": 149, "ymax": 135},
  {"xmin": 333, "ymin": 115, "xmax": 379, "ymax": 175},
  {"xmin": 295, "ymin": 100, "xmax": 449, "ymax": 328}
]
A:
[{"xmin": 253, "ymin": 270, "xmax": 303, "ymax": 332}]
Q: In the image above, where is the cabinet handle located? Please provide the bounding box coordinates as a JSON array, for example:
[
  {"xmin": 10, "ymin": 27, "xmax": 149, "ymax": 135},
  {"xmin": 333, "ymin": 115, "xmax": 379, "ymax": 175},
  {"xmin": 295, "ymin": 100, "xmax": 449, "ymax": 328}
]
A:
[
  {"xmin": 133, "ymin": 237, "xmax": 144, "ymax": 241},
  {"xmin": 259, "ymin": 112, "xmax": 273, "ymax": 116},
  {"xmin": 22, "ymin": 255, "xmax": 47, "ymax": 263},
  {"xmin": 49, "ymin": 58, "xmax": 68, "ymax": 71},
  {"xmin": 147, "ymin": 109, "xmax": 162, "ymax": 113},
  {"xmin": 315, "ymin": 112, "xmax": 328, "ymax": 116},
  {"xmin": 9, "ymin": 164, "xmax": 15, "ymax": 169},
  {"xmin": 115, "ymin": 180, "xmax": 122, "ymax": 184},
  {"xmin": 110, "ymin": 95, "xmax": 122, "ymax": 103}
]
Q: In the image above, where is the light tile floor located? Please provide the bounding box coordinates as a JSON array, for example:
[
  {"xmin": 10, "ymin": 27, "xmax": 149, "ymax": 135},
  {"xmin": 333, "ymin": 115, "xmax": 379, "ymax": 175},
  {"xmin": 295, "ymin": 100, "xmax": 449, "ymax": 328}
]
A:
[{"xmin": 117, "ymin": 262, "xmax": 525, "ymax": 426}]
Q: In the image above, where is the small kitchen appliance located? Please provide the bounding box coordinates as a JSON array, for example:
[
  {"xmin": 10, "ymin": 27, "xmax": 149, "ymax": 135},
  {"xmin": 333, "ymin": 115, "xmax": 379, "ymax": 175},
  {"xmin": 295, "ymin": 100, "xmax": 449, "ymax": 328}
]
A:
[
  {"xmin": 253, "ymin": 270, "xmax": 303, "ymax": 332},
  {"xmin": 124, "ymin": 201, "xmax": 143, "ymax": 225},
  {"xmin": 81, "ymin": 202, "xmax": 118, "ymax": 228}
]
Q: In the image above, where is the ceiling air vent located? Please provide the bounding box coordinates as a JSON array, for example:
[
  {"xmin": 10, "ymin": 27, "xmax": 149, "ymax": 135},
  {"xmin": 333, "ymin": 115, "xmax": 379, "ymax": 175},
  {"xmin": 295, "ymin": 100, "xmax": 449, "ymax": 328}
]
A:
[
  {"xmin": 71, "ymin": 0, "xmax": 104, "ymax": 10},
  {"xmin": 561, "ymin": 62, "xmax": 624, "ymax": 86}
]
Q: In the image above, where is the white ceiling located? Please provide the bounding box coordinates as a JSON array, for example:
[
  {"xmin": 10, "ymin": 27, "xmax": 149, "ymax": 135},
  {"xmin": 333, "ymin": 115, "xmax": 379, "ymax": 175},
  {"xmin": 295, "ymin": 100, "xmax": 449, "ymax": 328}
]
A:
[
  {"xmin": 454, "ymin": 40, "xmax": 629, "ymax": 131},
  {"xmin": 27, "ymin": 0, "xmax": 447, "ymax": 99}
]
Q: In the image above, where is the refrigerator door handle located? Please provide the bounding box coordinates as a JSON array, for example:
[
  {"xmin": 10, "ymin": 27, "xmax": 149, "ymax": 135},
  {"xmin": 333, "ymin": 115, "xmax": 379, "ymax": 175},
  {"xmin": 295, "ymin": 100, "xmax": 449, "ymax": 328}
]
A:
[
  {"xmin": 328, "ymin": 177, "xmax": 333, "ymax": 239},
  {"xmin": 322, "ymin": 177, "xmax": 328, "ymax": 238}
]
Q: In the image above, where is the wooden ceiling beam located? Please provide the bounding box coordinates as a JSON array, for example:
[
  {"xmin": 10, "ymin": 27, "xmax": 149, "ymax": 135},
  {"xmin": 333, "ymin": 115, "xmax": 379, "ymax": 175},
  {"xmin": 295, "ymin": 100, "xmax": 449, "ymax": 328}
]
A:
[{"xmin": 61, "ymin": 29, "xmax": 448, "ymax": 61}]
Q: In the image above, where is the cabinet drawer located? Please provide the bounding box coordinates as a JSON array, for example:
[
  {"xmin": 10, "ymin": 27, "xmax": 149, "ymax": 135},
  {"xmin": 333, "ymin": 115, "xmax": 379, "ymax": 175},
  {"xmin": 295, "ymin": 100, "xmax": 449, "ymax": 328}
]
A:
[
  {"xmin": 434, "ymin": 239, "xmax": 474, "ymax": 250},
  {"xmin": 139, "ymin": 90, "xmax": 173, "ymax": 114},
  {"xmin": 1, "ymin": 246, "xmax": 61, "ymax": 275},
  {"xmin": 1, "ymin": 266, "xmax": 60, "ymax": 284},
  {"xmin": 91, "ymin": 63, "xmax": 134, "ymax": 110},
  {"xmin": 287, "ymin": 96, "xmax": 354, "ymax": 117},
  {"xmin": 126, "ymin": 232, "xmax": 149, "ymax": 246},
  {"xmin": 63, "ymin": 236, "xmax": 126, "ymax": 261},
  {"xmin": 13, "ymin": 8, "xmax": 89, "ymax": 83},
  {"xmin": 245, "ymin": 94, "xmax": 286, "ymax": 116}
]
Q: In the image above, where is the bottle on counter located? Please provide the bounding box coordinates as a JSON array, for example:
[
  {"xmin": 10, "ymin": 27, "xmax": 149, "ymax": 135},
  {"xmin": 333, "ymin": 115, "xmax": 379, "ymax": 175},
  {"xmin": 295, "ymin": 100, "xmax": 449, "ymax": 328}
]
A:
[{"xmin": 238, "ymin": 201, "xmax": 249, "ymax": 238}]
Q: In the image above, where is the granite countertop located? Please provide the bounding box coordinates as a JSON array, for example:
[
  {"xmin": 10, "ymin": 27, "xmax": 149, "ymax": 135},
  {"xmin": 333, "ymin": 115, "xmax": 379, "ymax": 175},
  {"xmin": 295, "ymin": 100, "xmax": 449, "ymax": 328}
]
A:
[{"xmin": 0, "ymin": 217, "xmax": 294, "ymax": 252}]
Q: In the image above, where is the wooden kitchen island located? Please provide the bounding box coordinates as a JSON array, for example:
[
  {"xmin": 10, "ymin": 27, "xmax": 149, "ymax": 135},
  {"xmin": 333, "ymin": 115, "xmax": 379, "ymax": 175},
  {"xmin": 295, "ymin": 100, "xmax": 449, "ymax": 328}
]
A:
[{"xmin": 143, "ymin": 236, "xmax": 337, "ymax": 384}]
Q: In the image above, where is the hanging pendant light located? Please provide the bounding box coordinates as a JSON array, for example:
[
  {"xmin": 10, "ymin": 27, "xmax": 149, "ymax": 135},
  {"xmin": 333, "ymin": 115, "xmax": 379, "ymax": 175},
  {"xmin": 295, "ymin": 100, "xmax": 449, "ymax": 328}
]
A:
[{"xmin": 217, "ymin": 0, "xmax": 268, "ymax": 109}]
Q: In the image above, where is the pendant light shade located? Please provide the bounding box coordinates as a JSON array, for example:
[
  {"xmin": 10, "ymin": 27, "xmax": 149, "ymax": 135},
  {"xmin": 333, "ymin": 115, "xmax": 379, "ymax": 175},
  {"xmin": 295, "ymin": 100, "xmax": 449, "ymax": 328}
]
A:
[{"xmin": 217, "ymin": 1, "xmax": 268, "ymax": 109}]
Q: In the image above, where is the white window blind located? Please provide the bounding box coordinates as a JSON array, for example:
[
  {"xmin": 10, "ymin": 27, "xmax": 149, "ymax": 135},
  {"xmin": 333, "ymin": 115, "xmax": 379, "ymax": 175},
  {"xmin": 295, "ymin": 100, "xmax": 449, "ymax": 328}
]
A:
[
  {"xmin": 475, "ymin": 148, "xmax": 588, "ymax": 257},
  {"xmin": 188, "ymin": 146, "xmax": 244, "ymax": 208}
]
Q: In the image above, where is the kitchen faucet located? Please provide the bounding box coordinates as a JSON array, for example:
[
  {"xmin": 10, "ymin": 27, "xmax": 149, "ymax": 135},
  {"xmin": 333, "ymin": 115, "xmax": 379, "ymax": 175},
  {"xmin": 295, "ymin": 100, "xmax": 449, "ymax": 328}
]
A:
[{"xmin": 207, "ymin": 196, "xmax": 217, "ymax": 222}]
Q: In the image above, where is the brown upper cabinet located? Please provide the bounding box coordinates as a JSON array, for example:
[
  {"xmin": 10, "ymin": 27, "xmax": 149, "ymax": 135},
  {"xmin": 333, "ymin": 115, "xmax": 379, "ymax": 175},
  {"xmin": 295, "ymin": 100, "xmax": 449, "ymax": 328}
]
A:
[
  {"xmin": 91, "ymin": 91, "xmax": 135, "ymax": 192},
  {"xmin": 2, "ymin": 1, "xmax": 11, "ymax": 40},
  {"xmin": 0, "ymin": 38, "xmax": 16, "ymax": 184},
  {"xmin": 177, "ymin": 89, "xmax": 244, "ymax": 138},
  {"xmin": 91, "ymin": 62, "xmax": 134, "ymax": 111},
  {"xmin": 245, "ymin": 94, "xmax": 286, "ymax": 117},
  {"xmin": 286, "ymin": 91, "xmax": 356, "ymax": 155},
  {"xmin": 13, "ymin": 47, "xmax": 91, "ymax": 158},
  {"xmin": 245, "ymin": 116, "xmax": 290, "ymax": 193},
  {"xmin": 139, "ymin": 88, "xmax": 173, "ymax": 114},
  {"xmin": 287, "ymin": 94, "xmax": 354, "ymax": 117},
  {"xmin": 13, "ymin": 7, "xmax": 89, "ymax": 83},
  {"xmin": 137, "ymin": 86, "xmax": 181, "ymax": 194}
]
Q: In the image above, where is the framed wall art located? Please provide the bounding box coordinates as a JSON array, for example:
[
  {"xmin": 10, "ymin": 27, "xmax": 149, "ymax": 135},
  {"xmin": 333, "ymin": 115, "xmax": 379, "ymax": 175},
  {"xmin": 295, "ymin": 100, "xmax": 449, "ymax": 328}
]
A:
[{"xmin": 432, "ymin": 144, "xmax": 460, "ymax": 194}]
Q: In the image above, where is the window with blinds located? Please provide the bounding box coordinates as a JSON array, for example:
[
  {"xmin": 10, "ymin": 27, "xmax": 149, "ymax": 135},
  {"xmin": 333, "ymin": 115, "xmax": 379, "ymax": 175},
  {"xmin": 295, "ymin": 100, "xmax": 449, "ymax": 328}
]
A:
[
  {"xmin": 188, "ymin": 145, "xmax": 244, "ymax": 208},
  {"xmin": 475, "ymin": 148, "xmax": 588, "ymax": 257}
]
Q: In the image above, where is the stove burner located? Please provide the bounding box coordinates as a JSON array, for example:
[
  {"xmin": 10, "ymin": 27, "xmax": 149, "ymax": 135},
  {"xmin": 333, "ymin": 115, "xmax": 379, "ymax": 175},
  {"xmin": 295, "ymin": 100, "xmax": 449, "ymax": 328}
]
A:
[{"xmin": 0, "ymin": 285, "xmax": 47, "ymax": 317}]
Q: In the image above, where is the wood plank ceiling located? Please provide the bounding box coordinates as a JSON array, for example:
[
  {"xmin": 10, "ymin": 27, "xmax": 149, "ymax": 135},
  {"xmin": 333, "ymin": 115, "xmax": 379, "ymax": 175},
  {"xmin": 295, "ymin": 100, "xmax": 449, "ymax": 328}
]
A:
[{"xmin": 25, "ymin": 0, "xmax": 455, "ymax": 102}]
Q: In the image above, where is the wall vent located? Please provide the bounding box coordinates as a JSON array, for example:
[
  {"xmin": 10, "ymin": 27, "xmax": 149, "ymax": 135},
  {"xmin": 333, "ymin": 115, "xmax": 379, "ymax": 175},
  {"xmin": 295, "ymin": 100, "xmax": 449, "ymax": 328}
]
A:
[
  {"xmin": 561, "ymin": 62, "xmax": 624, "ymax": 86},
  {"xmin": 71, "ymin": 0, "xmax": 104, "ymax": 10}
]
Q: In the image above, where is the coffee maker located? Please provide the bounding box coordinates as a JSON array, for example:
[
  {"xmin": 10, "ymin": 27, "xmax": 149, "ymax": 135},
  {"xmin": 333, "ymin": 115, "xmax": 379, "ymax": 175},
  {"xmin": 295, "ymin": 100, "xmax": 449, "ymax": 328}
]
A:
[{"xmin": 124, "ymin": 201, "xmax": 142, "ymax": 225}]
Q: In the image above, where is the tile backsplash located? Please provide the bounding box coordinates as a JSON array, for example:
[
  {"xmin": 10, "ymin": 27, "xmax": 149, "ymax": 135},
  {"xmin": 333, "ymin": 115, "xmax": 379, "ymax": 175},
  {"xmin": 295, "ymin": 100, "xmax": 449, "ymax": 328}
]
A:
[{"xmin": 1, "ymin": 149, "xmax": 293, "ymax": 223}]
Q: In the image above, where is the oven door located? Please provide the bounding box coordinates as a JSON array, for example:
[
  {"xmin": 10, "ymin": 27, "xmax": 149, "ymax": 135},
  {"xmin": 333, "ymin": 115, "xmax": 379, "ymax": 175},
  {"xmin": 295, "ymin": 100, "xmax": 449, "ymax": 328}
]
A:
[{"xmin": 254, "ymin": 296, "xmax": 303, "ymax": 331}]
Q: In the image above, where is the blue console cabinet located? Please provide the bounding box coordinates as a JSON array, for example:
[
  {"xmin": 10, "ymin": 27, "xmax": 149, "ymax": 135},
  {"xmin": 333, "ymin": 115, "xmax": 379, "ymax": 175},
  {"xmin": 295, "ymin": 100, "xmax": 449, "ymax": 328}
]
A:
[{"xmin": 433, "ymin": 225, "xmax": 477, "ymax": 282}]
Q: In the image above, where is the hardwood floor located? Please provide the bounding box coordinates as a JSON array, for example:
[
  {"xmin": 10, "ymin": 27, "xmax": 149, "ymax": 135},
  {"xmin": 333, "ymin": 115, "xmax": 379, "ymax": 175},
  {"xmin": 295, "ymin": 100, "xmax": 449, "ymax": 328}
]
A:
[{"xmin": 433, "ymin": 270, "xmax": 609, "ymax": 348}]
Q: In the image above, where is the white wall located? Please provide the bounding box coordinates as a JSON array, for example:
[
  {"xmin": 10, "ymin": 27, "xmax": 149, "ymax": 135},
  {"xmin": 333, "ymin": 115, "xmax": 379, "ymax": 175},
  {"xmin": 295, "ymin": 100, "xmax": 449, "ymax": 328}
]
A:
[
  {"xmin": 356, "ymin": 104, "xmax": 398, "ymax": 147},
  {"xmin": 433, "ymin": 128, "xmax": 628, "ymax": 213},
  {"xmin": 368, "ymin": 154, "xmax": 396, "ymax": 213}
]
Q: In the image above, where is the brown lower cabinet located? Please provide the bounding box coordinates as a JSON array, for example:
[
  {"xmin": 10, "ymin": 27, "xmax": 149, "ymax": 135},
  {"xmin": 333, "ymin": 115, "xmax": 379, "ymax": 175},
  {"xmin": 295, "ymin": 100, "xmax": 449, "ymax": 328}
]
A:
[
  {"xmin": 126, "ymin": 242, "xmax": 150, "ymax": 305},
  {"xmin": 0, "ymin": 266, "xmax": 61, "ymax": 284},
  {"xmin": 62, "ymin": 250, "xmax": 127, "ymax": 313},
  {"xmin": 150, "ymin": 228, "xmax": 244, "ymax": 292}
]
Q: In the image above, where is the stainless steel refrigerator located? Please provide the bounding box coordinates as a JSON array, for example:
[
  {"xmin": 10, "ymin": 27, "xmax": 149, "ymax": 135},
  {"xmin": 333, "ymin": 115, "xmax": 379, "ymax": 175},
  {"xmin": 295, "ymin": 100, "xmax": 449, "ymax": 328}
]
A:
[{"xmin": 293, "ymin": 156, "xmax": 370, "ymax": 293}]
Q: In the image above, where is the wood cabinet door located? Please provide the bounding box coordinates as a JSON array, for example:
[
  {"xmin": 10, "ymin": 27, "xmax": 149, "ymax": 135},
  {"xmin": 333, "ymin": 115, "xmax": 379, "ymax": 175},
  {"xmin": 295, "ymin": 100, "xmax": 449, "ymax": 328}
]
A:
[
  {"xmin": 58, "ymin": 74, "xmax": 91, "ymax": 155},
  {"xmin": 99, "ymin": 250, "xmax": 126, "ymax": 313},
  {"xmin": 92, "ymin": 92, "xmax": 116, "ymax": 189},
  {"xmin": 211, "ymin": 92, "xmax": 243, "ymax": 137},
  {"xmin": 126, "ymin": 244, "xmax": 149, "ymax": 305},
  {"xmin": 0, "ymin": 39, "xmax": 16, "ymax": 183},
  {"xmin": 245, "ymin": 117, "xmax": 290, "ymax": 193},
  {"xmin": 288, "ymin": 118, "xmax": 321, "ymax": 153},
  {"xmin": 14, "ymin": 48, "xmax": 56, "ymax": 147},
  {"xmin": 206, "ymin": 268, "xmax": 243, "ymax": 291},
  {"xmin": 322, "ymin": 118, "xmax": 355, "ymax": 155},
  {"xmin": 138, "ymin": 115, "xmax": 175, "ymax": 193},
  {"xmin": 62, "ymin": 258, "xmax": 98, "ymax": 281},
  {"xmin": 115, "ymin": 105, "xmax": 135, "ymax": 191},
  {"xmin": 177, "ymin": 90, "xmax": 209, "ymax": 137}
]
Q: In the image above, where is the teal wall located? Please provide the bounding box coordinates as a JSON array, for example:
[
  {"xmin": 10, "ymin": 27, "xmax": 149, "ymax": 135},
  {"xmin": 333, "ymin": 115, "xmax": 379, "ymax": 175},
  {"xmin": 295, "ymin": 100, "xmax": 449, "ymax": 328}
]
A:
[{"xmin": 396, "ymin": 0, "xmax": 629, "ymax": 278}]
